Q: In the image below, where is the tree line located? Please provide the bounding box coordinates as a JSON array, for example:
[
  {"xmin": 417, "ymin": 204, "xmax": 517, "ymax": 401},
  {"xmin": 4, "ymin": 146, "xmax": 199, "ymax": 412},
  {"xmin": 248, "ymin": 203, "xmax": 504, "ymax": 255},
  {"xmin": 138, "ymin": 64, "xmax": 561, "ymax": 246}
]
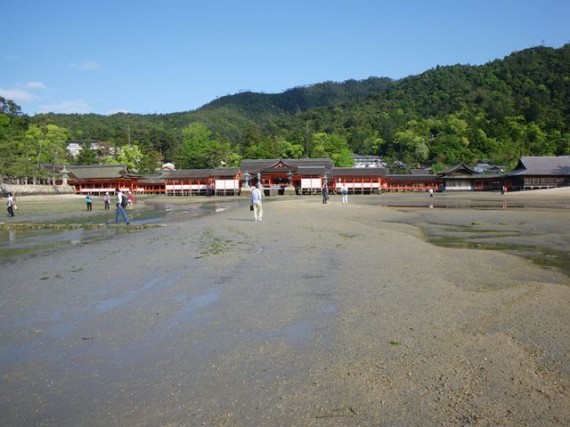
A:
[{"xmin": 1, "ymin": 44, "xmax": 569, "ymax": 180}]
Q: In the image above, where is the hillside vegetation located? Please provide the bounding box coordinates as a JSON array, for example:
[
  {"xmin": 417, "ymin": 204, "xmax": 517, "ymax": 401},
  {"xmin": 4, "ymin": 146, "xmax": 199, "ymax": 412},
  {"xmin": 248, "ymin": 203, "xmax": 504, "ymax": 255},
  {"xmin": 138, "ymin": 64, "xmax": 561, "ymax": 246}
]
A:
[{"xmin": 1, "ymin": 44, "xmax": 569, "ymax": 178}]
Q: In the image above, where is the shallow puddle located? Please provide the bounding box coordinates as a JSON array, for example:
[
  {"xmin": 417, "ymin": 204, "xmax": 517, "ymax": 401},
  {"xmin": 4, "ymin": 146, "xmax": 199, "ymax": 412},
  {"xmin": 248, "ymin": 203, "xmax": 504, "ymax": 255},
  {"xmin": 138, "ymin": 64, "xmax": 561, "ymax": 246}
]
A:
[
  {"xmin": 429, "ymin": 236, "xmax": 570, "ymax": 276},
  {"xmin": 0, "ymin": 200, "xmax": 243, "ymax": 257}
]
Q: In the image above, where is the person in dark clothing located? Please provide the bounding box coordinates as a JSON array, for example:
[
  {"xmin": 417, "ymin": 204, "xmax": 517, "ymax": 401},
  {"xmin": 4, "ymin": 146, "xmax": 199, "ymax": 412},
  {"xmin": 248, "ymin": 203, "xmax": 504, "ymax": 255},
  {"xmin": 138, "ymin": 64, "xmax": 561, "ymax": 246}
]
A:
[{"xmin": 322, "ymin": 184, "xmax": 329, "ymax": 204}]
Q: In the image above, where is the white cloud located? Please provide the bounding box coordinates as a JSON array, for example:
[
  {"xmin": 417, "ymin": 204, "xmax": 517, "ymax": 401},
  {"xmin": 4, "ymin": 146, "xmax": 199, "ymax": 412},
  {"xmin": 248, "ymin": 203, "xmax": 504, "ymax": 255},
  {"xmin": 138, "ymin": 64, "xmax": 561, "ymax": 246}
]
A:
[
  {"xmin": 0, "ymin": 82, "xmax": 47, "ymax": 104},
  {"xmin": 26, "ymin": 81, "xmax": 47, "ymax": 90},
  {"xmin": 79, "ymin": 61, "xmax": 100, "ymax": 70},
  {"xmin": 67, "ymin": 60, "xmax": 100, "ymax": 71},
  {"xmin": 37, "ymin": 99, "xmax": 92, "ymax": 114},
  {"xmin": 0, "ymin": 87, "xmax": 35, "ymax": 104}
]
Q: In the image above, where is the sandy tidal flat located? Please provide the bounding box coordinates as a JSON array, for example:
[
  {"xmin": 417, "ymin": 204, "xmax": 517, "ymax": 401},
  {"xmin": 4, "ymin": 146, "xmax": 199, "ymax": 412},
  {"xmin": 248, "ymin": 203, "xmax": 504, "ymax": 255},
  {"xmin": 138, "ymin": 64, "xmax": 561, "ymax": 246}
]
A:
[{"xmin": 0, "ymin": 190, "xmax": 569, "ymax": 426}]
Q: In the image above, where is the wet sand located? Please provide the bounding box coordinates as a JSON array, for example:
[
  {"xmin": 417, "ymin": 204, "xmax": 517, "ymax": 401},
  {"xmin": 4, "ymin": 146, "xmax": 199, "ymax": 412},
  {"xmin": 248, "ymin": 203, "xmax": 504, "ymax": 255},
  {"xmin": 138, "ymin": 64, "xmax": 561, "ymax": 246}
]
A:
[{"xmin": 1, "ymin": 190, "xmax": 569, "ymax": 426}]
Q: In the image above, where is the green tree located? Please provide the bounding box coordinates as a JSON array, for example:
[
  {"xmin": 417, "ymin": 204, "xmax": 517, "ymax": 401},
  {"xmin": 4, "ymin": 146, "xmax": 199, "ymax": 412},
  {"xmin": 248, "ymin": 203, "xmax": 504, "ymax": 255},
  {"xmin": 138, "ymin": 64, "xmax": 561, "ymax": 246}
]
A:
[
  {"xmin": 176, "ymin": 123, "xmax": 212, "ymax": 169},
  {"xmin": 394, "ymin": 129, "xmax": 428, "ymax": 166},
  {"xmin": 75, "ymin": 144, "xmax": 99, "ymax": 165},
  {"xmin": 116, "ymin": 143, "xmax": 145, "ymax": 172},
  {"xmin": 0, "ymin": 113, "xmax": 19, "ymax": 177},
  {"xmin": 0, "ymin": 98, "xmax": 33, "ymax": 179},
  {"xmin": 311, "ymin": 133, "xmax": 353, "ymax": 166},
  {"xmin": 242, "ymin": 124, "xmax": 264, "ymax": 154},
  {"xmin": 176, "ymin": 123, "xmax": 232, "ymax": 169},
  {"xmin": 24, "ymin": 124, "xmax": 69, "ymax": 180},
  {"xmin": 138, "ymin": 148, "xmax": 164, "ymax": 173}
]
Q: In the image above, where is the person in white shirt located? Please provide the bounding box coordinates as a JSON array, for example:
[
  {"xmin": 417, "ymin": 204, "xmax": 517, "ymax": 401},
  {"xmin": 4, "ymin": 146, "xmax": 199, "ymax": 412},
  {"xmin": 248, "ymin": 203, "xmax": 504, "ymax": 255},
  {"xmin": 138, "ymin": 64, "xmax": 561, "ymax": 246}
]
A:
[
  {"xmin": 6, "ymin": 193, "xmax": 15, "ymax": 217},
  {"xmin": 341, "ymin": 184, "xmax": 348, "ymax": 204},
  {"xmin": 115, "ymin": 188, "xmax": 130, "ymax": 225},
  {"xmin": 250, "ymin": 186, "xmax": 263, "ymax": 222}
]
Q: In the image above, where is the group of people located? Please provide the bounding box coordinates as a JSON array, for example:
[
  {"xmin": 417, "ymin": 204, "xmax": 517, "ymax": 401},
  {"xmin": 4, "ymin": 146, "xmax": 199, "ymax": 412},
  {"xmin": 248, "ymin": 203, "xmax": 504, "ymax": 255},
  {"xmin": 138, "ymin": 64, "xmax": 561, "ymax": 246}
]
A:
[
  {"xmin": 249, "ymin": 183, "xmax": 351, "ymax": 222},
  {"xmin": 83, "ymin": 190, "xmax": 132, "ymax": 225},
  {"xmin": 7, "ymin": 184, "xmax": 352, "ymax": 223},
  {"xmin": 86, "ymin": 191, "xmax": 133, "ymax": 212},
  {"xmin": 322, "ymin": 184, "xmax": 349, "ymax": 205}
]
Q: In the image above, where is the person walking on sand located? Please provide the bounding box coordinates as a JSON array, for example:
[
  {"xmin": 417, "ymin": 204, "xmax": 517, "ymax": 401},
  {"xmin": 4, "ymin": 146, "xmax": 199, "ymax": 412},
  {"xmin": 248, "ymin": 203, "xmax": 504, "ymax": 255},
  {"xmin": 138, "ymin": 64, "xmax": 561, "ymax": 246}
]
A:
[
  {"xmin": 115, "ymin": 188, "xmax": 130, "ymax": 225},
  {"xmin": 250, "ymin": 185, "xmax": 263, "ymax": 222},
  {"xmin": 103, "ymin": 192, "xmax": 110, "ymax": 210},
  {"xmin": 6, "ymin": 193, "xmax": 15, "ymax": 217},
  {"xmin": 322, "ymin": 183, "xmax": 329, "ymax": 204},
  {"xmin": 85, "ymin": 194, "xmax": 93, "ymax": 211},
  {"xmin": 341, "ymin": 184, "xmax": 348, "ymax": 205}
]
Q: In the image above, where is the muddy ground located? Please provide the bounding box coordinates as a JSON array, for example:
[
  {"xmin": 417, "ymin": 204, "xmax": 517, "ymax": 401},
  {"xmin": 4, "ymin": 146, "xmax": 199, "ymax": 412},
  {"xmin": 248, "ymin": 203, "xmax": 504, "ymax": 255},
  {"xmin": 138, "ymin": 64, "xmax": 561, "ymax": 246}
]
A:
[{"xmin": 1, "ymin": 190, "xmax": 569, "ymax": 426}]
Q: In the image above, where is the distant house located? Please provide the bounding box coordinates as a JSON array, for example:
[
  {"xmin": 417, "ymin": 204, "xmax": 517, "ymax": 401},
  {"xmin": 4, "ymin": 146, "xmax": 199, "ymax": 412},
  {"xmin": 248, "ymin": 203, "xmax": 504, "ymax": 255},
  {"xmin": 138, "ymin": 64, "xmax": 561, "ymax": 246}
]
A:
[
  {"xmin": 384, "ymin": 170, "xmax": 440, "ymax": 192},
  {"xmin": 438, "ymin": 163, "xmax": 479, "ymax": 191},
  {"xmin": 332, "ymin": 167, "xmax": 386, "ymax": 194},
  {"xmin": 66, "ymin": 141, "xmax": 114, "ymax": 159},
  {"xmin": 63, "ymin": 156, "xmax": 570, "ymax": 196},
  {"xmin": 353, "ymin": 155, "xmax": 385, "ymax": 168},
  {"xmin": 438, "ymin": 163, "xmax": 504, "ymax": 191},
  {"xmin": 241, "ymin": 158, "xmax": 334, "ymax": 194},
  {"xmin": 161, "ymin": 167, "xmax": 240, "ymax": 196},
  {"xmin": 473, "ymin": 160, "xmax": 506, "ymax": 174},
  {"xmin": 508, "ymin": 156, "xmax": 570, "ymax": 190},
  {"xmin": 66, "ymin": 142, "xmax": 83, "ymax": 158}
]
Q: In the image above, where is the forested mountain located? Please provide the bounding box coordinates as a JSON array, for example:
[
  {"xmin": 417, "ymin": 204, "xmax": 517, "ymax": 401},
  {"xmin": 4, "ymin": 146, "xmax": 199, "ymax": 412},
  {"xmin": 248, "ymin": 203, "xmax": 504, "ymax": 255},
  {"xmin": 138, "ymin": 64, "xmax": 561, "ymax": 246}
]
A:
[{"xmin": 1, "ymin": 44, "xmax": 569, "ymax": 178}]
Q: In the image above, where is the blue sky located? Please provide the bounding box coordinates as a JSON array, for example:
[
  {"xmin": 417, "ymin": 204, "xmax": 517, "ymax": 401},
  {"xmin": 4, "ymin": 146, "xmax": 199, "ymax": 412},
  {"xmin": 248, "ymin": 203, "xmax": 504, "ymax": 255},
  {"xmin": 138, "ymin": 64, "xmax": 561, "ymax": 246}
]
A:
[{"xmin": 2, "ymin": 0, "xmax": 569, "ymax": 116}]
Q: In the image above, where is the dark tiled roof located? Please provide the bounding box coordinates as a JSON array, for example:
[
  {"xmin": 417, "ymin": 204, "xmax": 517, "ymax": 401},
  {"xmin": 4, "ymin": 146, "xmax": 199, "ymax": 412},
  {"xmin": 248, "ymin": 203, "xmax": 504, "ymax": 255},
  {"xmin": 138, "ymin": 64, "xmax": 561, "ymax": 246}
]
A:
[
  {"xmin": 332, "ymin": 167, "xmax": 387, "ymax": 177},
  {"xmin": 289, "ymin": 158, "xmax": 334, "ymax": 167},
  {"xmin": 240, "ymin": 159, "xmax": 280, "ymax": 172},
  {"xmin": 438, "ymin": 163, "xmax": 478, "ymax": 176},
  {"xmin": 387, "ymin": 174, "xmax": 439, "ymax": 181},
  {"xmin": 297, "ymin": 166, "xmax": 326, "ymax": 175},
  {"xmin": 240, "ymin": 158, "xmax": 334, "ymax": 173},
  {"xmin": 508, "ymin": 156, "xmax": 570, "ymax": 176},
  {"xmin": 68, "ymin": 165, "xmax": 129, "ymax": 180},
  {"xmin": 139, "ymin": 176, "xmax": 166, "ymax": 184},
  {"xmin": 210, "ymin": 167, "xmax": 240, "ymax": 177},
  {"xmin": 162, "ymin": 168, "xmax": 240, "ymax": 179},
  {"xmin": 411, "ymin": 168, "xmax": 431, "ymax": 175},
  {"xmin": 162, "ymin": 169, "xmax": 213, "ymax": 179}
]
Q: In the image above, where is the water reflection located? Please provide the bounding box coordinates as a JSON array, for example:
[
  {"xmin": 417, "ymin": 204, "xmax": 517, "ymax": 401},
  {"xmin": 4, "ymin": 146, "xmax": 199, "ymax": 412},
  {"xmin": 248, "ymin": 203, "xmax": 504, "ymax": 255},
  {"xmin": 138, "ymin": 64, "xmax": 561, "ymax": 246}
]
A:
[{"xmin": 0, "ymin": 200, "xmax": 244, "ymax": 257}]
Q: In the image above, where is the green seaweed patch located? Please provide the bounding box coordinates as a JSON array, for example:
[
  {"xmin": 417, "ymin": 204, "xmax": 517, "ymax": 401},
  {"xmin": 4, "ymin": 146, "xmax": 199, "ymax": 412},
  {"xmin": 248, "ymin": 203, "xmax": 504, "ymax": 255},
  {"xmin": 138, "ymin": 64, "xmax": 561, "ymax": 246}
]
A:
[
  {"xmin": 338, "ymin": 232, "xmax": 360, "ymax": 239},
  {"xmin": 479, "ymin": 282, "xmax": 504, "ymax": 291},
  {"xmin": 0, "ymin": 242, "xmax": 63, "ymax": 257},
  {"xmin": 436, "ymin": 225, "xmax": 518, "ymax": 238},
  {"xmin": 195, "ymin": 230, "xmax": 239, "ymax": 258},
  {"xmin": 389, "ymin": 340, "xmax": 401, "ymax": 346},
  {"xmin": 0, "ymin": 223, "xmax": 162, "ymax": 231}
]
